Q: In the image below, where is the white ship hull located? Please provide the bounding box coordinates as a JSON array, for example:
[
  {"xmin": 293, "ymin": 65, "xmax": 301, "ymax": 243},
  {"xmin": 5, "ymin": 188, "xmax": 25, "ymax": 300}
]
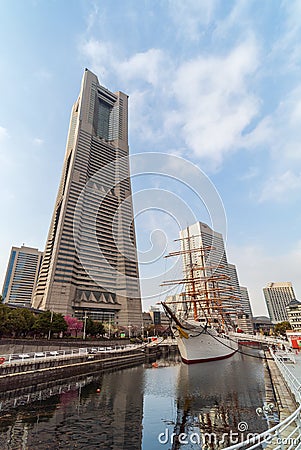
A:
[{"xmin": 173, "ymin": 324, "xmax": 238, "ymax": 364}]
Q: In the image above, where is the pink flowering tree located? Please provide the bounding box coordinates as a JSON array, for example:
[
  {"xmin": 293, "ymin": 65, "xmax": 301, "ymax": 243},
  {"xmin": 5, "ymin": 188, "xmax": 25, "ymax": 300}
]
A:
[{"xmin": 64, "ymin": 315, "xmax": 83, "ymax": 337}]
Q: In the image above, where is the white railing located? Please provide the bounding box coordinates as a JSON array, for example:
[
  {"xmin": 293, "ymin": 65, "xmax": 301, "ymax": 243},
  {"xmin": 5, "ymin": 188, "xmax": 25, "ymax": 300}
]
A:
[
  {"xmin": 231, "ymin": 332, "xmax": 288, "ymax": 346},
  {"xmin": 223, "ymin": 349, "xmax": 301, "ymax": 450},
  {"xmin": 0, "ymin": 343, "xmax": 145, "ymax": 365}
]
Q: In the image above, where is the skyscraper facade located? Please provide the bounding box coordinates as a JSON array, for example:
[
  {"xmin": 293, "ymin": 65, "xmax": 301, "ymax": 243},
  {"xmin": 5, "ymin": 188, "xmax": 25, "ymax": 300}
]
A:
[
  {"xmin": 2, "ymin": 245, "xmax": 43, "ymax": 307},
  {"xmin": 32, "ymin": 69, "xmax": 142, "ymax": 327},
  {"xmin": 179, "ymin": 222, "xmax": 242, "ymax": 323},
  {"xmin": 237, "ymin": 286, "xmax": 254, "ymax": 334},
  {"xmin": 263, "ymin": 281, "xmax": 295, "ymax": 323}
]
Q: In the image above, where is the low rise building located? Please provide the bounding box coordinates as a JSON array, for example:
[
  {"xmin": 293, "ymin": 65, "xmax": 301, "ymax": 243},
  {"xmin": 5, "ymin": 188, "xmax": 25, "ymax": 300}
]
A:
[{"xmin": 253, "ymin": 316, "xmax": 274, "ymax": 334}]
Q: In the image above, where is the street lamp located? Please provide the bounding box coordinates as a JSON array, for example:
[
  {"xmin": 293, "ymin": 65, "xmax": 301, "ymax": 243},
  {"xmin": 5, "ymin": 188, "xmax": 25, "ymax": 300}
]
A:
[
  {"xmin": 141, "ymin": 324, "xmax": 144, "ymax": 339},
  {"xmin": 48, "ymin": 310, "xmax": 54, "ymax": 340},
  {"xmin": 128, "ymin": 324, "xmax": 132, "ymax": 339},
  {"xmin": 83, "ymin": 312, "xmax": 88, "ymax": 340}
]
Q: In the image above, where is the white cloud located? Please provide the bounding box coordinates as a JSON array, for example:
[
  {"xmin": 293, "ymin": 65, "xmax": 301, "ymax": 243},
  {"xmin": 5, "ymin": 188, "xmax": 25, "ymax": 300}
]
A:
[
  {"xmin": 0, "ymin": 126, "xmax": 9, "ymax": 140},
  {"xmin": 80, "ymin": 36, "xmax": 262, "ymax": 168},
  {"xmin": 168, "ymin": 0, "xmax": 218, "ymax": 40},
  {"xmin": 80, "ymin": 39, "xmax": 166, "ymax": 88},
  {"xmin": 33, "ymin": 137, "xmax": 44, "ymax": 146},
  {"xmin": 239, "ymin": 166, "xmax": 259, "ymax": 181},
  {"xmin": 79, "ymin": 39, "xmax": 115, "ymax": 81},
  {"xmin": 269, "ymin": 0, "xmax": 301, "ymax": 71},
  {"xmin": 85, "ymin": 2, "xmax": 99, "ymax": 33},
  {"xmin": 245, "ymin": 84, "xmax": 301, "ymax": 201},
  {"xmin": 168, "ymin": 39, "xmax": 260, "ymax": 167},
  {"xmin": 214, "ymin": 0, "xmax": 251, "ymax": 39},
  {"xmin": 259, "ymin": 170, "xmax": 301, "ymax": 203},
  {"xmin": 119, "ymin": 49, "xmax": 165, "ymax": 86}
]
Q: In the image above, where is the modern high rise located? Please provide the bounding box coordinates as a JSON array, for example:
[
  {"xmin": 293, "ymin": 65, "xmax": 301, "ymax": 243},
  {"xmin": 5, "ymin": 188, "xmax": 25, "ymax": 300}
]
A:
[
  {"xmin": 2, "ymin": 245, "xmax": 43, "ymax": 307},
  {"xmin": 263, "ymin": 282, "xmax": 295, "ymax": 323},
  {"xmin": 240, "ymin": 286, "xmax": 253, "ymax": 320},
  {"xmin": 32, "ymin": 69, "xmax": 142, "ymax": 327},
  {"xmin": 237, "ymin": 286, "xmax": 254, "ymax": 334},
  {"xmin": 179, "ymin": 222, "xmax": 242, "ymax": 323}
]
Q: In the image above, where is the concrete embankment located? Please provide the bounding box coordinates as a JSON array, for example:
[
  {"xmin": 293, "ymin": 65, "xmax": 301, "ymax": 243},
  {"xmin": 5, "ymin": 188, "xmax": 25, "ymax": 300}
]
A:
[
  {"xmin": 264, "ymin": 350, "xmax": 298, "ymax": 421},
  {"xmin": 0, "ymin": 348, "xmax": 158, "ymax": 391},
  {"xmin": 0, "ymin": 337, "xmax": 128, "ymax": 355}
]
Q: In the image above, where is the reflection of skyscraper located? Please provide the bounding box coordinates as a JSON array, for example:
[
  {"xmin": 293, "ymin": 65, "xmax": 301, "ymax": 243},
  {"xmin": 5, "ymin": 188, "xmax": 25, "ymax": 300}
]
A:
[
  {"xmin": 2, "ymin": 245, "xmax": 42, "ymax": 307},
  {"xmin": 32, "ymin": 69, "xmax": 142, "ymax": 327}
]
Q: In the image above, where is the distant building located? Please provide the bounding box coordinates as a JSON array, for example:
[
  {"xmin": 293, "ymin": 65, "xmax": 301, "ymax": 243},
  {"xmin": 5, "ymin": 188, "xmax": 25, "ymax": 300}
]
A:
[
  {"xmin": 237, "ymin": 286, "xmax": 254, "ymax": 334},
  {"xmin": 253, "ymin": 316, "xmax": 274, "ymax": 334},
  {"xmin": 149, "ymin": 306, "xmax": 161, "ymax": 325},
  {"xmin": 142, "ymin": 307, "xmax": 170, "ymax": 332},
  {"xmin": 142, "ymin": 312, "xmax": 153, "ymax": 329},
  {"xmin": 2, "ymin": 245, "xmax": 43, "ymax": 307},
  {"xmin": 240, "ymin": 287, "xmax": 253, "ymax": 320},
  {"xmin": 286, "ymin": 299, "xmax": 301, "ymax": 331},
  {"xmin": 180, "ymin": 223, "xmax": 242, "ymax": 321},
  {"xmin": 164, "ymin": 223, "xmax": 256, "ymax": 333},
  {"xmin": 263, "ymin": 282, "xmax": 296, "ymax": 323},
  {"xmin": 165, "ymin": 293, "xmax": 188, "ymax": 320}
]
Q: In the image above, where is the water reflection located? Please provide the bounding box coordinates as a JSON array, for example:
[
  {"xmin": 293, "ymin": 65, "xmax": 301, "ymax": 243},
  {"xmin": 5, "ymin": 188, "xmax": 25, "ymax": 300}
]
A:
[
  {"xmin": 0, "ymin": 367, "xmax": 144, "ymax": 450},
  {"xmin": 0, "ymin": 352, "xmax": 270, "ymax": 449},
  {"xmin": 173, "ymin": 352, "xmax": 268, "ymax": 449}
]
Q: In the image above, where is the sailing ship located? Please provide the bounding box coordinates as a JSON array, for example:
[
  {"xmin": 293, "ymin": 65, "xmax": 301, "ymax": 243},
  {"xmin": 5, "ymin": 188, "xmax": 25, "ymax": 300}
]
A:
[{"xmin": 162, "ymin": 224, "xmax": 239, "ymax": 364}]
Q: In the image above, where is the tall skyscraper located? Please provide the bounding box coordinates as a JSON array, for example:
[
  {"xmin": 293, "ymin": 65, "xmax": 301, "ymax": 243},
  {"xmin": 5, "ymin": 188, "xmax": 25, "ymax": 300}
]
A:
[
  {"xmin": 240, "ymin": 286, "xmax": 253, "ymax": 320},
  {"xmin": 179, "ymin": 222, "xmax": 241, "ymax": 322},
  {"xmin": 2, "ymin": 245, "xmax": 43, "ymax": 307},
  {"xmin": 263, "ymin": 281, "xmax": 295, "ymax": 323},
  {"xmin": 237, "ymin": 286, "xmax": 254, "ymax": 334},
  {"xmin": 32, "ymin": 69, "xmax": 142, "ymax": 327}
]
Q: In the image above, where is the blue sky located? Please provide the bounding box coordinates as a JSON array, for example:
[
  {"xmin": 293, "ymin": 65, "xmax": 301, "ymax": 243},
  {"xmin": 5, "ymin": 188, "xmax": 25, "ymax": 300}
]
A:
[{"xmin": 1, "ymin": 0, "xmax": 301, "ymax": 315}]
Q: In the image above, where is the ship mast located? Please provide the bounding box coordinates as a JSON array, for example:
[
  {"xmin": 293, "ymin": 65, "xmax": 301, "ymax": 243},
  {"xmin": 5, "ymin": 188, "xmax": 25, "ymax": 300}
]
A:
[
  {"xmin": 162, "ymin": 228, "xmax": 238, "ymax": 328},
  {"xmin": 187, "ymin": 226, "xmax": 198, "ymax": 320}
]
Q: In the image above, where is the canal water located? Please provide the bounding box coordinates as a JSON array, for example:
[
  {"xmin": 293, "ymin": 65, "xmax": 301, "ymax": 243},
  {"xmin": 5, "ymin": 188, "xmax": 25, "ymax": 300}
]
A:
[{"xmin": 0, "ymin": 351, "xmax": 270, "ymax": 449}]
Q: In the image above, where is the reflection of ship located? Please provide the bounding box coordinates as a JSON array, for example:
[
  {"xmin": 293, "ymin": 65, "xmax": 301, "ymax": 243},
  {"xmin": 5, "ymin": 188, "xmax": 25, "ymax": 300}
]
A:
[
  {"xmin": 162, "ymin": 223, "xmax": 239, "ymax": 364},
  {"xmin": 171, "ymin": 355, "xmax": 267, "ymax": 449}
]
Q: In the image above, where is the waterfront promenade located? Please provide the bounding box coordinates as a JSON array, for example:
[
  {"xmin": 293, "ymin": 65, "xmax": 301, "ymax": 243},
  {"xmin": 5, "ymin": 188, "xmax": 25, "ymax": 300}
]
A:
[
  {"xmin": 289, "ymin": 350, "xmax": 301, "ymax": 380},
  {"xmin": 0, "ymin": 342, "xmax": 161, "ymax": 393}
]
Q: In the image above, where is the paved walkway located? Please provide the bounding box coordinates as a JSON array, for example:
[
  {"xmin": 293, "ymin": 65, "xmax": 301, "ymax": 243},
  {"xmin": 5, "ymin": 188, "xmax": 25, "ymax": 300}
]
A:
[
  {"xmin": 287, "ymin": 350, "xmax": 301, "ymax": 382},
  {"xmin": 266, "ymin": 355, "xmax": 298, "ymax": 422}
]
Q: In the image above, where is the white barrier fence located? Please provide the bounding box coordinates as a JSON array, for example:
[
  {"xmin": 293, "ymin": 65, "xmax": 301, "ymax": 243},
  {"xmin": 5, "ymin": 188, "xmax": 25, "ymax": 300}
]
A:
[{"xmin": 0, "ymin": 343, "xmax": 144, "ymax": 364}]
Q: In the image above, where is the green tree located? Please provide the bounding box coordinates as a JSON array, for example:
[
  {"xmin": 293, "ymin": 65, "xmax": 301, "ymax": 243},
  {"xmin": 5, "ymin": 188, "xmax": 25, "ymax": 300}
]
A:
[
  {"xmin": 0, "ymin": 304, "xmax": 10, "ymax": 336},
  {"xmin": 19, "ymin": 308, "xmax": 36, "ymax": 335},
  {"xmin": 85, "ymin": 318, "xmax": 97, "ymax": 337},
  {"xmin": 274, "ymin": 321, "xmax": 291, "ymax": 336},
  {"xmin": 6, "ymin": 309, "xmax": 28, "ymax": 337},
  {"xmin": 33, "ymin": 311, "xmax": 67, "ymax": 337},
  {"xmin": 95, "ymin": 321, "xmax": 105, "ymax": 336}
]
